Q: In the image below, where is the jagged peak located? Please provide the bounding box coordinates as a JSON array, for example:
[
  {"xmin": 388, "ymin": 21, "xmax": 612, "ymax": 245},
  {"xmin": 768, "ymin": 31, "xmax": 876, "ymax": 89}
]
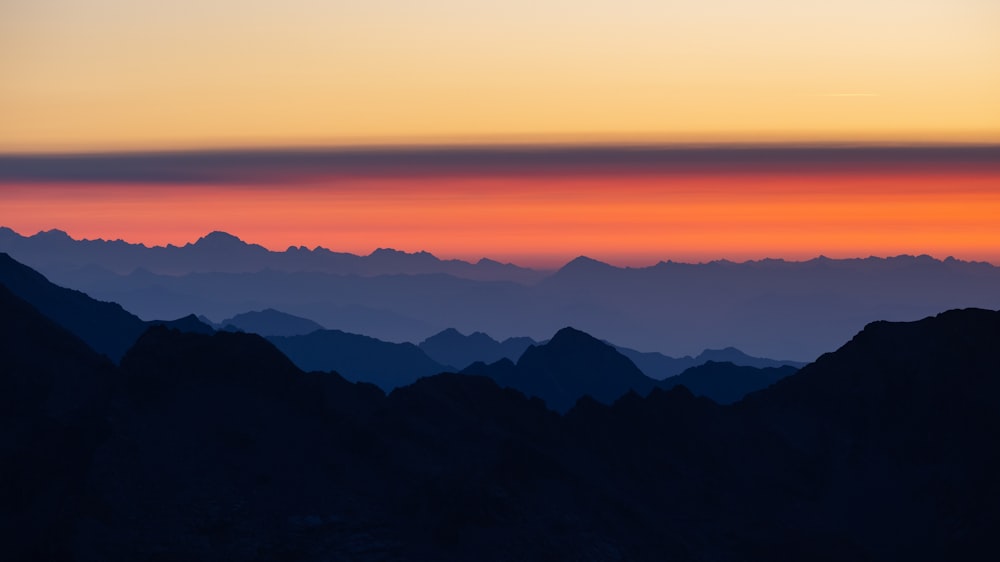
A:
[
  {"xmin": 34, "ymin": 228, "xmax": 71, "ymax": 239},
  {"xmin": 368, "ymin": 247, "xmax": 439, "ymax": 260}
]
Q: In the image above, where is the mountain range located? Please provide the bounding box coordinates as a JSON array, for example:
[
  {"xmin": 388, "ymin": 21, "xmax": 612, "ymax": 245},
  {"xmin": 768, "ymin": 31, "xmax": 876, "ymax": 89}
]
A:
[
  {"xmin": 207, "ymin": 308, "xmax": 326, "ymax": 336},
  {"xmin": 5, "ymin": 227, "xmax": 999, "ymax": 360},
  {"xmin": 3, "ymin": 265, "xmax": 997, "ymax": 559},
  {"xmin": 0, "ymin": 252, "xmax": 212, "ymax": 361},
  {"xmin": 0, "ymin": 252, "xmax": 793, "ymax": 407},
  {"xmin": 0, "ymin": 227, "xmax": 545, "ymax": 282}
]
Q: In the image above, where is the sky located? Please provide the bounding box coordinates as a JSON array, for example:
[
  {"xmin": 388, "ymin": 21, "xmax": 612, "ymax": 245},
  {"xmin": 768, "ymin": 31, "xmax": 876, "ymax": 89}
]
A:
[{"xmin": 2, "ymin": 1, "xmax": 999, "ymax": 266}]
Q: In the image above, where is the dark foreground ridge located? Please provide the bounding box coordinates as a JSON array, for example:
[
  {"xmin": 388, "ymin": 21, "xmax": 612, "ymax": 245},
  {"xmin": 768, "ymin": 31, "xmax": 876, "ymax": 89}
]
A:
[
  {"xmin": 3, "ymin": 274, "xmax": 998, "ymax": 560},
  {"xmin": 0, "ymin": 252, "xmax": 214, "ymax": 362}
]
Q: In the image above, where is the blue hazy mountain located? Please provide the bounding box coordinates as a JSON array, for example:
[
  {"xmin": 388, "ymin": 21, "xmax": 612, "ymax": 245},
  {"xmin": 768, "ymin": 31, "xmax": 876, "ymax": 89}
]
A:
[
  {"xmin": 4, "ymin": 278, "xmax": 997, "ymax": 559},
  {"xmin": 418, "ymin": 328, "xmax": 537, "ymax": 368},
  {"xmin": 616, "ymin": 345, "xmax": 805, "ymax": 379},
  {"xmin": 0, "ymin": 226, "xmax": 545, "ymax": 283},
  {"xmin": 420, "ymin": 327, "xmax": 801, "ymax": 378},
  {"xmin": 8, "ymin": 227, "xmax": 1000, "ymax": 361},
  {"xmin": 215, "ymin": 308, "xmax": 325, "ymax": 336},
  {"xmin": 267, "ymin": 329, "xmax": 449, "ymax": 390},
  {"xmin": 657, "ymin": 361, "xmax": 798, "ymax": 404},
  {"xmin": 486, "ymin": 326, "xmax": 656, "ymax": 412}
]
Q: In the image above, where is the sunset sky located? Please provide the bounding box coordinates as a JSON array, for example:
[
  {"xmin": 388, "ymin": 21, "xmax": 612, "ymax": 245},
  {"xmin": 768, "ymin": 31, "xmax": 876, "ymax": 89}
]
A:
[{"xmin": 2, "ymin": 1, "xmax": 999, "ymax": 266}]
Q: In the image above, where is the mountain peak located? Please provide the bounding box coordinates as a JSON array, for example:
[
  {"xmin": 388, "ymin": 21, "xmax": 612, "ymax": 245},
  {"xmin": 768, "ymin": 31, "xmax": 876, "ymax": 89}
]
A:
[
  {"xmin": 547, "ymin": 326, "xmax": 599, "ymax": 346},
  {"xmin": 34, "ymin": 228, "xmax": 72, "ymax": 240},
  {"xmin": 369, "ymin": 247, "xmax": 438, "ymax": 260},
  {"xmin": 553, "ymin": 256, "xmax": 616, "ymax": 276},
  {"xmin": 566, "ymin": 255, "xmax": 609, "ymax": 267},
  {"xmin": 192, "ymin": 231, "xmax": 246, "ymax": 247}
]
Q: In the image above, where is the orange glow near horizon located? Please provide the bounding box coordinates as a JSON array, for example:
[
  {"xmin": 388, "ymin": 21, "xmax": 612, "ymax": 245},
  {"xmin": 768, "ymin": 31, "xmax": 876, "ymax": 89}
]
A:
[{"xmin": 3, "ymin": 170, "xmax": 999, "ymax": 268}]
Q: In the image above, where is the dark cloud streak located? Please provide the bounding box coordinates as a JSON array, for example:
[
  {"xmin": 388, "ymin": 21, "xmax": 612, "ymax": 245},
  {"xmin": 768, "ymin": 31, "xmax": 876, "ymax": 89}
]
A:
[{"xmin": 1, "ymin": 144, "xmax": 998, "ymax": 184}]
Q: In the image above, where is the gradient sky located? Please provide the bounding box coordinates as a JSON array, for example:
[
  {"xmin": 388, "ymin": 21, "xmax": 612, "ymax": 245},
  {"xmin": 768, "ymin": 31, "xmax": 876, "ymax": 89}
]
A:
[
  {"xmin": 2, "ymin": 147, "xmax": 999, "ymax": 267},
  {"xmin": 3, "ymin": 0, "xmax": 999, "ymax": 150},
  {"xmin": 2, "ymin": 2, "xmax": 998, "ymax": 266}
]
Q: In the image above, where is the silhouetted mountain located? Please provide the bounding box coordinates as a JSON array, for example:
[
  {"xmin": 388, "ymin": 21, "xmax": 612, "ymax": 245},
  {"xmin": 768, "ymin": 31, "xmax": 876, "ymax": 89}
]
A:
[
  {"xmin": 0, "ymin": 252, "xmax": 148, "ymax": 361},
  {"xmin": 0, "ymin": 253, "xmax": 215, "ymax": 361},
  {"xmin": 3, "ymin": 299, "xmax": 999, "ymax": 559},
  {"xmin": 0, "ymin": 284, "xmax": 116, "ymax": 561},
  {"xmin": 659, "ymin": 361, "xmax": 797, "ymax": 404},
  {"xmin": 695, "ymin": 346, "xmax": 806, "ymax": 369},
  {"xmin": 268, "ymin": 329, "xmax": 449, "ymax": 390},
  {"xmin": 14, "ymin": 228, "xmax": 1000, "ymax": 360},
  {"xmin": 736, "ymin": 308, "xmax": 1000, "ymax": 559},
  {"xmin": 216, "ymin": 308, "xmax": 325, "ymax": 336},
  {"xmin": 419, "ymin": 328, "xmax": 537, "ymax": 368},
  {"xmin": 615, "ymin": 345, "xmax": 805, "ymax": 379},
  {"xmin": 463, "ymin": 327, "xmax": 659, "ymax": 412},
  {"xmin": 148, "ymin": 313, "xmax": 216, "ymax": 334},
  {"xmin": 0, "ymin": 226, "xmax": 545, "ymax": 283},
  {"xmin": 460, "ymin": 327, "xmax": 795, "ymax": 410}
]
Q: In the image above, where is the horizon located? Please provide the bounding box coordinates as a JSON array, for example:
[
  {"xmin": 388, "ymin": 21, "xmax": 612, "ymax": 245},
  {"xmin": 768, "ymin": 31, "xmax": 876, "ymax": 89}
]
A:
[
  {"xmin": 3, "ymin": 143, "xmax": 999, "ymax": 268},
  {"xmin": 6, "ymin": 1, "xmax": 999, "ymax": 266},
  {"xmin": 4, "ymin": 224, "xmax": 998, "ymax": 270}
]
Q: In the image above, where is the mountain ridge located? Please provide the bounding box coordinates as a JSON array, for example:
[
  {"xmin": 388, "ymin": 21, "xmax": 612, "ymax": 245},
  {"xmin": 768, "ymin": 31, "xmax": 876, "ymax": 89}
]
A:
[
  {"xmin": 4, "ymin": 283, "xmax": 998, "ymax": 559},
  {"xmin": 0, "ymin": 226, "xmax": 545, "ymax": 283}
]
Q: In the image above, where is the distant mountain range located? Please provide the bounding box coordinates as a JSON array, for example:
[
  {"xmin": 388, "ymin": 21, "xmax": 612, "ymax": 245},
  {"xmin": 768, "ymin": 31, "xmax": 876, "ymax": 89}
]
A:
[
  {"xmin": 4, "ymin": 264, "xmax": 997, "ymax": 559},
  {"xmin": 267, "ymin": 330, "xmax": 449, "ymax": 390},
  {"xmin": 418, "ymin": 327, "xmax": 537, "ymax": 368},
  {"xmin": 0, "ymin": 226, "xmax": 545, "ymax": 282},
  {"xmin": 5, "ymin": 227, "xmax": 1000, "ymax": 360},
  {"xmin": 208, "ymin": 308, "xmax": 326, "ymax": 336}
]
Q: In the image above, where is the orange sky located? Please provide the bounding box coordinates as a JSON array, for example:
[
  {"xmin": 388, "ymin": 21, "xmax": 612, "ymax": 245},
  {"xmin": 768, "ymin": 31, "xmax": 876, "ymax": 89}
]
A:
[
  {"xmin": 3, "ymin": 168, "xmax": 998, "ymax": 267},
  {"xmin": 3, "ymin": 2, "xmax": 998, "ymax": 265}
]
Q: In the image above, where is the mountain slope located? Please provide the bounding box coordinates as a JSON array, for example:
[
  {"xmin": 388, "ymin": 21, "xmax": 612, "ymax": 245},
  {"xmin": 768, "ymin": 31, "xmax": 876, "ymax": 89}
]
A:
[
  {"xmin": 419, "ymin": 328, "xmax": 536, "ymax": 369},
  {"xmin": 463, "ymin": 327, "xmax": 658, "ymax": 412},
  {"xmin": 3, "ymin": 297, "xmax": 999, "ymax": 559},
  {"xmin": 0, "ymin": 252, "xmax": 148, "ymax": 361},
  {"xmin": 268, "ymin": 329, "xmax": 449, "ymax": 390},
  {"xmin": 0, "ymin": 284, "xmax": 117, "ymax": 561},
  {"xmin": 615, "ymin": 345, "xmax": 804, "ymax": 379},
  {"xmin": 660, "ymin": 361, "xmax": 797, "ymax": 404},
  {"xmin": 219, "ymin": 308, "xmax": 325, "ymax": 336},
  {"xmin": 739, "ymin": 308, "xmax": 1000, "ymax": 559},
  {"xmin": 0, "ymin": 253, "xmax": 212, "ymax": 361}
]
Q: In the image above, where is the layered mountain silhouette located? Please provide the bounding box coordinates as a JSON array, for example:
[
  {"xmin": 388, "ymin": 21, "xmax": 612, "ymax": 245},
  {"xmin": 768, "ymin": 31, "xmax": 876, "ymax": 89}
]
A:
[
  {"xmin": 0, "ymin": 227, "xmax": 544, "ymax": 282},
  {"xmin": 418, "ymin": 328, "xmax": 537, "ymax": 368},
  {"xmin": 420, "ymin": 327, "xmax": 802, "ymax": 379},
  {"xmin": 1, "ymin": 252, "xmax": 786, "ymax": 403},
  {"xmin": 212, "ymin": 308, "xmax": 326, "ymax": 336},
  {"xmin": 658, "ymin": 361, "xmax": 798, "ymax": 404},
  {"xmin": 4, "ymin": 273, "xmax": 998, "ymax": 559},
  {"xmin": 462, "ymin": 327, "xmax": 658, "ymax": 412},
  {"xmin": 267, "ymin": 329, "xmax": 449, "ymax": 390},
  {"xmin": 0, "ymin": 252, "xmax": 212, "ymax": 361},
  {"xmin": 9, "ymin": 227, "xmax": 1000, "ymax": 360},
  {"xmin": 462, "ymin": 328, "xmax": 796, "ymax": 411},
  {"xmin": 615, "ymin": 345, "xmax": 804, "ymax": 378}
]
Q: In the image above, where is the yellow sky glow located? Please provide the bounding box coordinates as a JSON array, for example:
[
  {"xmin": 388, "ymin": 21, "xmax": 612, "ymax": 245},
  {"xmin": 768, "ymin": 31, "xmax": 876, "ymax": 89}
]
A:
[{"xmin": 2, "ymin": 0, "xmax": 999, "ymax": 151}]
